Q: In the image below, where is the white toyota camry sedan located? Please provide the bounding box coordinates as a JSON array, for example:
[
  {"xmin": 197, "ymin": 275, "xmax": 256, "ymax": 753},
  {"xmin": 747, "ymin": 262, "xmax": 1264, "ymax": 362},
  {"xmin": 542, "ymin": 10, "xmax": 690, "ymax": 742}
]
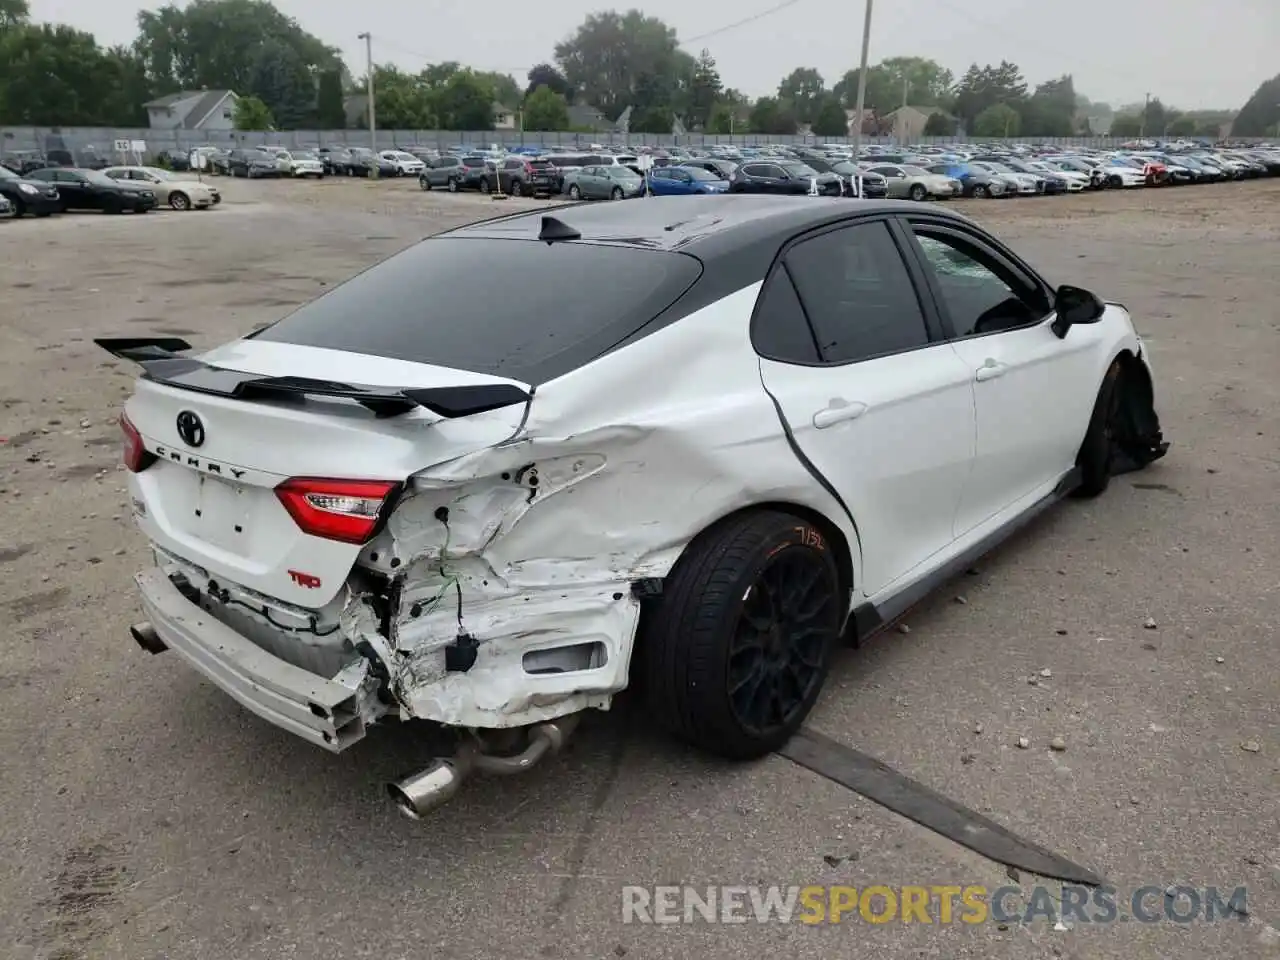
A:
[{"xmin": 99, "ymin": 196, "xmax": 1169, "ymax": 817}]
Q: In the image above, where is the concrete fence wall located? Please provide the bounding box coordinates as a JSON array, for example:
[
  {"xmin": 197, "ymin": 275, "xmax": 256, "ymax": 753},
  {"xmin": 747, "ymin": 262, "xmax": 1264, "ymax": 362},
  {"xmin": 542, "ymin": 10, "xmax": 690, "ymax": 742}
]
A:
[{"xmin": 3, "ymin": 126, "xmax": 1257, "ymax": 160}]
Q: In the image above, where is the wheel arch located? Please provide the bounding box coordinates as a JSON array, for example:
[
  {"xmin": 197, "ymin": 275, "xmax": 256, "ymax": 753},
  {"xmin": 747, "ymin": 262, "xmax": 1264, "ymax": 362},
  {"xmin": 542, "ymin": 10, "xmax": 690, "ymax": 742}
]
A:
[{"xmin": 645, "ymin": 499, "xmax": 857, "ymax": 622}]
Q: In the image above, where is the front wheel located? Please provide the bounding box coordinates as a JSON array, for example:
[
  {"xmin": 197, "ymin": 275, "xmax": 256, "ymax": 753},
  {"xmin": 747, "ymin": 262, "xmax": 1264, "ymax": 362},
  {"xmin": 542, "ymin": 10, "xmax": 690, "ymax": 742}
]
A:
[
  {"xmin": 509, "ymin": 179, "xmax": 523, "ymax": 197},
  {"xmin": 568, "ymin": 184, "xmax": 582, "ymax": 200},
  {"xmin": 420, "ymin": 176, "xmax": 431, "ymax": 191},
  {"xmin": 638, "ymin": 510, "xmax": 843, "ymax": 759},
  {"xmin": 479, "ymin": 177, "xmax": 491, "ymax": 194},
  {"xmin": 973, "ymin": 183, "xmax": 990, "ymax": 198},
  {"xmin": 909, "ymin": 183, "xmax": 927, "ymax": 201},
  {"xmin": 447, "ymin": 177, "xmax": 458, "ymax": 192},
  {"xmin": 169, "ymin": 191, "xmax": 190, "ymax": 211},
  {"xmin": 610, "ymin": 186, "xmax": 623, "ymax": 200},
  {"xmin": 1075, "ymin": 361, "xmax": 1124, "ymax": 497}
]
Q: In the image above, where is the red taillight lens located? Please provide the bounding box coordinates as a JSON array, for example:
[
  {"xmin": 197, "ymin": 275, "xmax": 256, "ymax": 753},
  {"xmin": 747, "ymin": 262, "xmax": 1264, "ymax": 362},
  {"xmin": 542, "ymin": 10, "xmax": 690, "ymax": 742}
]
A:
[
  {"xmin": 120, "ymin": 411, "xmax": 155, "ymax": 473},
  {"xmin": 275, "ymin": 478, "xmax": 399, "ymax": 545}
]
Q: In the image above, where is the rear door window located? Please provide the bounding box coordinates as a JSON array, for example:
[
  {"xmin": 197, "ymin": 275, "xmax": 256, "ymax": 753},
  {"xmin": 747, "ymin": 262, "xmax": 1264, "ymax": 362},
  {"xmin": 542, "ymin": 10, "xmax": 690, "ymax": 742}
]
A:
[
  {"xmin": 250, "ymin": 238, "xmax": 704, "ymax": 385},
  {"xmin": 784, "ymin": 221, "xmax": 930, "ymax": 364}
]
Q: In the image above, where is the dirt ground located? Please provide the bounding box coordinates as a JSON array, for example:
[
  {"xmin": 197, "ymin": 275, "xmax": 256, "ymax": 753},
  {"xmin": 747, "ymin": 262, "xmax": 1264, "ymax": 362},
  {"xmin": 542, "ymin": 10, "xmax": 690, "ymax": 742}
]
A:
[{"xmin": 1, "ymin": 177, "xmax": 1278, "ymax": 960}]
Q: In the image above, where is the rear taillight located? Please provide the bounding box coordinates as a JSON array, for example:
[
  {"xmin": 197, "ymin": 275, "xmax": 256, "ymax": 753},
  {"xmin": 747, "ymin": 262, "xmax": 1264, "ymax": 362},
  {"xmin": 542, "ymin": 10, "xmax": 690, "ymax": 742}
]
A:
[
  {"xmin": 275, "ymin": 478, "xmax": 400, "ymax": 544},
  {"xmin": 120, "ymin": 411, "xmax": 155, "ymax": 473}
]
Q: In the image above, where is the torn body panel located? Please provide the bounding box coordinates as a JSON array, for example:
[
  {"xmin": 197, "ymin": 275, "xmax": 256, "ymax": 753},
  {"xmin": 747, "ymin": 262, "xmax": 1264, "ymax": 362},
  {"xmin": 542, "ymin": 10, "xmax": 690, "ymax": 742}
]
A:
[{"xmin": 340, "ymin": 283, "xmax": 859, "ymax": 728}]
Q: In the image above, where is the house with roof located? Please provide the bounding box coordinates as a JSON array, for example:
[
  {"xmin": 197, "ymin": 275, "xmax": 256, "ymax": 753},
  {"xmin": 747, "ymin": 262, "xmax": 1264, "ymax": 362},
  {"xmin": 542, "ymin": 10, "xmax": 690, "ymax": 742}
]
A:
[
  {"xmin": 567, "ymin": 103, "xmax": 612, "ymax": 133},
  {"xmin": 881, "ymin": 105, "xmax": 953, "ymax": 141},
  {"xmin": 144, "ymin": 90, "xmax": 239, "ymax": 131}
]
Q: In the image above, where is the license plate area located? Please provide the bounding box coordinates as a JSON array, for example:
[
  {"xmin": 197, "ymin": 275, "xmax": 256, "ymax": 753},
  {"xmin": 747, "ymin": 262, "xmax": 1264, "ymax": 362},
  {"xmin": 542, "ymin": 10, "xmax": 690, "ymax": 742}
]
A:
[{"xmin": 190, "ymin": 475, "xmax": 251, "ymax": 551}]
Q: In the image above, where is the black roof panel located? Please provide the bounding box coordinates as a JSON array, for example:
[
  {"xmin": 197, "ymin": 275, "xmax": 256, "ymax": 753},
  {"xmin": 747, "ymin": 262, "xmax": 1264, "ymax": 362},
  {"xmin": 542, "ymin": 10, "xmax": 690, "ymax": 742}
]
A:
[{"xmin": 439, "ymin": 195, "xmax": 977, "ymax": 255}]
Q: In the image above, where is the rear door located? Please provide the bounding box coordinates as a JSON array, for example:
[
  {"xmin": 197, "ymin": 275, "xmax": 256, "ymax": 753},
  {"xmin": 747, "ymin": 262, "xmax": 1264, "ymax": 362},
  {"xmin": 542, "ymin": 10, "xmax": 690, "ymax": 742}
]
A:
[{"xmin": 755, "ymin": 218, "xmax": 976, "ymax": 599}]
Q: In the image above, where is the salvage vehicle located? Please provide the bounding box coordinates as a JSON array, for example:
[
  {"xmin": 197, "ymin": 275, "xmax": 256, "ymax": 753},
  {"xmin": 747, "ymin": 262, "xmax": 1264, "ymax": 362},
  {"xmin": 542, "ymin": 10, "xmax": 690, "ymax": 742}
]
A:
[
  {"xmin": 863, "ymin": 164, "xmax": 959, "ymax": 200},
  {"xmin": 27, "ymin": 167, "xmax": 157, "ymax": 213},
  {"xmin": 642, "ymin": 165, "xmax": 727, "ymax": 197},
  {"xmin": 0, "ymin": 164, "xmax": 61, "ymax": 216},
  {"xmin": 99, "ymin": 196, "xmax": 1168, "ymax": 818},
  {"xmin": 103, "ymin": 165, "xmax": 220, "ymax": 210}
]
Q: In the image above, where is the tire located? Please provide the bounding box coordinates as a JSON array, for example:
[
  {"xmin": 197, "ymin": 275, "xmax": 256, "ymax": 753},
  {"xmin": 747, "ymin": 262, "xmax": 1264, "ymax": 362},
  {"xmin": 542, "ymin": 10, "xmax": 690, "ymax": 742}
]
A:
[
  {"xmin": 1074, "ymin": 360, "xmax": 1124, "ymax": 498},
  {"xmin": 1107, "ymin": 175, "xmax": 1123, "ymax": 189},
  {"xmin": 638, "ymin": 510, "xmax": 843, "ymax": 759},
  {"xmin": 909, "ymin": 183, "xmax": 927, "ymax": 201},
  {"xmin": 420, "ymin": 176, "xmax": 431, "ymax": 191},
  {"xmin": 611, "ymin": 186, "xmax": 623, "ymax": 200},
  {"xmin": 447, "ymin": 177, "xmax": 459, "ymax": 193},
  {"xmin": 169, "ymin": 191, "xmax": 190, "ymax": 211},
  {"xmin": 568, "ymin": 184, "xmax": 582, "ymax": 200},
  {"xmin": 509, "ymin": 179, "xmax": 523, "ymax": 197},
  {"xmin": 479, "ymin": 177, "xmax": 491, "ymax": 194},
  {"xmin": 10, "ymin": 198, "xmax": 25, "ymax": 218},
  {"xmin": 973, "ymin": 184, "xmax": 990, "ymax": 199}
]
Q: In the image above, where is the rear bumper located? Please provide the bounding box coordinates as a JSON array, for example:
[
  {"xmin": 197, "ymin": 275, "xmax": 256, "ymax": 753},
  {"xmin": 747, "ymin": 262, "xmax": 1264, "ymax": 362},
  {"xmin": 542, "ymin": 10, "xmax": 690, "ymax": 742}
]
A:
[{"xmin": 135, "ymin": 567, "xmax": 385, "ymax": 752}]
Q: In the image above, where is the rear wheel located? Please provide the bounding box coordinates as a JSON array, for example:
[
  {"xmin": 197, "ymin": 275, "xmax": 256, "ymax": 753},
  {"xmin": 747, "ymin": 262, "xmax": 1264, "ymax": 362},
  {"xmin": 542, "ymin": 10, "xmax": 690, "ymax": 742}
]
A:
[
  {"xmin": 611, "ymin": 186, "xmax": 623, "ymax": 200},
  {"xmin": 420, "ymin": 176, "xmax": 431, "ymax": 191},
  {"xmin": 169, "ymin": 191, "xmax": 190, "ymax": 211},
  {"xmin": 447, "ymin": 177, "xmax": 459, "ymax": 192},
  {"xmin": 973, "ymin": 183, "xmax": 990, "ymax": 198},
  {"xmin": 509, "ymin": 179, "xmax": 523, "ymax": 197},
  {"xmin": 639, "ymin": 510, "xmax": 843, "ymax": 759},
  {"xmin": 479, "ymin": 176, "xmax": 491, "ymax": 194},
  {"xmin": 568, "ymin": 184, "xmax": 582, "ymax": 200},
  {"xmin": 909, "ymin": 183, "xmax": 927, "ymax": 201}
]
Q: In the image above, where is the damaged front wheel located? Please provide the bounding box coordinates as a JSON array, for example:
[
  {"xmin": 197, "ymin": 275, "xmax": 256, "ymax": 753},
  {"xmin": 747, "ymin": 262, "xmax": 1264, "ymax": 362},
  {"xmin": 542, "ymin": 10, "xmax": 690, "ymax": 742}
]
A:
[{"xmin": 639, "ymin": 510, "xmax": 842, "ymax": 760}]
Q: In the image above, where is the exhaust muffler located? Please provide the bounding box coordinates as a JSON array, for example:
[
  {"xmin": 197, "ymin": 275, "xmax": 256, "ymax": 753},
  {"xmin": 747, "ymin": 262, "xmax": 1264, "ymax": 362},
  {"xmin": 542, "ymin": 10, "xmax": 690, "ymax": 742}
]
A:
[{"xmin": 388, "ymin": 714, "xmax": 581, "ymax": 820}]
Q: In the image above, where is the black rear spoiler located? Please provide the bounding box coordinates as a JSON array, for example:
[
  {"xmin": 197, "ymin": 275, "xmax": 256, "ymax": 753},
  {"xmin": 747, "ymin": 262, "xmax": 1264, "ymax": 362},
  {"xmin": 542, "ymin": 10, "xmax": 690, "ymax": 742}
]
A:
[{"xmin": 94, "ymin": 337, "xmax": 531, "ymax": 419}]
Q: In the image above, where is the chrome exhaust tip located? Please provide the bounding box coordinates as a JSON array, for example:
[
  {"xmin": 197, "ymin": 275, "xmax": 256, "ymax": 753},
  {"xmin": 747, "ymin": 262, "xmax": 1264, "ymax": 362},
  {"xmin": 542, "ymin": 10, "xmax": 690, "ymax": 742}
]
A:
[
  {"xmin": 130, "ymin": 621, "xmax": 167, "ymax": 655},
  {"xmin": 387, "ymin": 758, "xmax": 467, "ymax": 821},
  {"xmin": 387, "ymin": 714, "xmax": 583, "ymax": 818}
]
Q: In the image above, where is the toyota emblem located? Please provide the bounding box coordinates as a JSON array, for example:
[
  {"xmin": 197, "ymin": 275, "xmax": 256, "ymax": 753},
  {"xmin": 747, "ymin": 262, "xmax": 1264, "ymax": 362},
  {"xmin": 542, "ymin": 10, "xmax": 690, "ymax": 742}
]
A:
[{"xmin": 175, "ymin": 410, "xmax": 205, "ymax": 448}]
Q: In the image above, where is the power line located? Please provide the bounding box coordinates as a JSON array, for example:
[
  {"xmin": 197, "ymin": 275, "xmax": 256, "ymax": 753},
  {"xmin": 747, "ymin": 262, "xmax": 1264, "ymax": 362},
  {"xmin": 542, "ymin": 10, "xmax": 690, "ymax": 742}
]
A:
[{"xmin": 370, "ymin": 0, "xmax": 813, "ymax": 77}]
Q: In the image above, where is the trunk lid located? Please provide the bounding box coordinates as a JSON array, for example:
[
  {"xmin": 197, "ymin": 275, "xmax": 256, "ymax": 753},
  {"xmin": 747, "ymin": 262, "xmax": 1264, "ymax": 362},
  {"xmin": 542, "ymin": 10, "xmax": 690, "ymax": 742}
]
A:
[{"xmin": 124, "ymin": 340, "xmax": 531, "ymax": 608}]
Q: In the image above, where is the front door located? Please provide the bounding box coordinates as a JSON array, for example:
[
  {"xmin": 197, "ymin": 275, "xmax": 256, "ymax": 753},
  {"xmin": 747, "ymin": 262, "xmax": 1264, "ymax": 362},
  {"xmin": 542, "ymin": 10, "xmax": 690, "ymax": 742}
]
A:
[
  {"xmin": 754, "ymin": 218, "xmax": 976, "ymax": 599},
  {"xmin": 899, "ymin": 218, "xmax": 1104, "ymax": 533}
]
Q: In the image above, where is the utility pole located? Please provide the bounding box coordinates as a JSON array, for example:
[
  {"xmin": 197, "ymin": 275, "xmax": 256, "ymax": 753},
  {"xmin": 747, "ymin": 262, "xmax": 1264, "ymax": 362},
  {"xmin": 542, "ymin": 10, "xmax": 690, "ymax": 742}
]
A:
[
  {"xmin": 358, "ymin": 31, "xmax": 377, "ymax": 177},
  {"xmin": 1140, "ymin": 91, "xmax": 1150, "ymax": 138},
  {"xmin": 850, "ymin": 0, "xmax": 874, "ymax": 157}
]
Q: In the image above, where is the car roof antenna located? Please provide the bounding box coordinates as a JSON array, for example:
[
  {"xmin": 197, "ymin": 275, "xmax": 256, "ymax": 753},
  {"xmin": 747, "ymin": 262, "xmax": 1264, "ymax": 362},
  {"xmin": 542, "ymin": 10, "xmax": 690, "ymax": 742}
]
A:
[{"xmin": 538, "ymin": 215, "xmax": 582, "ymax": 244}]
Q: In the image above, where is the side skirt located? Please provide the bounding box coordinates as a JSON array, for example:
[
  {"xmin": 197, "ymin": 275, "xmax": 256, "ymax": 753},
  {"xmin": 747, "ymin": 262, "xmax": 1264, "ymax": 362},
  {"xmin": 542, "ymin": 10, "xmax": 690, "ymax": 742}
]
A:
[{"xmin": 848, "ymin": 465, "xmax": 1082, "ymax": 644}]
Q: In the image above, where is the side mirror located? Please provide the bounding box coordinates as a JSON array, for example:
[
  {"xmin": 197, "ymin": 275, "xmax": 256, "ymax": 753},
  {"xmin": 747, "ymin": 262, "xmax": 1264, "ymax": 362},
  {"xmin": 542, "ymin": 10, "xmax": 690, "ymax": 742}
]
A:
[{"xmin": 1051, "ymin": 285, "xmax": 1105, "ymax": 338}]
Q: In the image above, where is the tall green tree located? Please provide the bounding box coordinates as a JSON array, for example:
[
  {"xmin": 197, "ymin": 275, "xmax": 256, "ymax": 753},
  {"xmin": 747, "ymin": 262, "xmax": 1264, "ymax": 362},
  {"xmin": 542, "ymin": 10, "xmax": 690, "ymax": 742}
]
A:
[
  {"xmin": 748, "ymin": 96, "xmax": 796, "ymax": 135},
  {"xmin": 522, "ymin": 84, "xmax": 569, "ymax": 131},
  {"xmin": 233, "ymin": 94, "xmax": 273, "ymax": 130},
  {"xmin": 370, "ymin": 65, "xmax": 435, "ymax": 129},
  {"xmin": 0, "ymin": 0, "xmax": 28, "ymax": 29},
  {"xmin": 0, "ymin": 19, "xmax": 151, "ymax": 125},
  {"xmin": 1108, "ymin": 114, "xmax": 1142, "ymax": 137},
  {"xmin": 686, "ymin": 48, "xmax": 722, "ymax": 130},
  {"xmin": 248, "ymin": 38, "xmax": 315, "ymax": 128},
  {"xmin": 476, "ymin": 71, "xmax": 520, "ymax": 109},
  {"xmin": 525, "ymin": 62, "xmax": 571, "ymax": 101},
  {"xmin": 435, "ymin": 70, "xmax": 494, "ymax": 130},
  {"xmin": 1230, "ymin": 75, "xmax": 1280, "ymax": 136},
  {"xmin": 554, "ymin": 10, "xmax": 685, "ymax": 120},
  {"xmin": 135, "ymin": 0, "xmax": 341, "ymax": 94},
  {"xmin": 972, "ymin": 102, "xmax": 1021, "ymax": 137},
  {"xmin": 1020, "ymin": 75, "xmax": 1076, "ymax": 137},
  {"xmin": 316, "ymin": 68, "xmax": 345, "ymax": 127},
  {"xmin": 812, "ymin": 96, "xmax": 850, "ymax": 137},
  {"xmin": 952, "ymin": 61, "xmax": 1027, "ymax": 129},
  {"xmin": 777, "ymin": 67, "xmax": 825, "ymax": 122}
]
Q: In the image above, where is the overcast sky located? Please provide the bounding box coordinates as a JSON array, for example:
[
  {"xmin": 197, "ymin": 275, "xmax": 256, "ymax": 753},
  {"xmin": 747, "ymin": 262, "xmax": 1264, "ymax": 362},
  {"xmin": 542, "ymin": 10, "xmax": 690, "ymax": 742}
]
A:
[{"xmin": 29, "ymin": 0, "xmax": 1278, "ymax": 109}]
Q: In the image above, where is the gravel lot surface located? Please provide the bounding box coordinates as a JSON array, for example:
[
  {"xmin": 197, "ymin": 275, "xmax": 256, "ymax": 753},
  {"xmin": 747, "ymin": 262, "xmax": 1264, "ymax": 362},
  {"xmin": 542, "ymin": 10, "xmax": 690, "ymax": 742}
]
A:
[{"xmin": 2, "ymin": 176, "xmax": 1278, "ymax": 960}]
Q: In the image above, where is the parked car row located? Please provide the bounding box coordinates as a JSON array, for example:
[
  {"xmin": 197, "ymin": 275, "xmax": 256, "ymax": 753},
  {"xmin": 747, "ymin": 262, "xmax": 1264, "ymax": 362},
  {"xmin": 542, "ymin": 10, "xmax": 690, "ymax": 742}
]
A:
[{"xmin": 0, "ymin": 163, "xmax": 222, "ymax": 219}]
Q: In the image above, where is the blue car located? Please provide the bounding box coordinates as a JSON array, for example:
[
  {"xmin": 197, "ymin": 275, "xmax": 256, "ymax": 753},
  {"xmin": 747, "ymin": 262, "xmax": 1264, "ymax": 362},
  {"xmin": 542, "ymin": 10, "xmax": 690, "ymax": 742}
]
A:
[{"xmin": 646, "ymin": 165, "xmax": 730, "ymax": 196}]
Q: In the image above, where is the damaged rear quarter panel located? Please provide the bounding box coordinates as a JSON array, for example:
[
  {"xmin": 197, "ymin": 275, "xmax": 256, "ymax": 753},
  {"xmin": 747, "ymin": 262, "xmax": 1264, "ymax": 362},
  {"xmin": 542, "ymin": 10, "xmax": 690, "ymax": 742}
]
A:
[{"xmin": 352, "ymin": 282, "xmax": 859, "ymax": 727}]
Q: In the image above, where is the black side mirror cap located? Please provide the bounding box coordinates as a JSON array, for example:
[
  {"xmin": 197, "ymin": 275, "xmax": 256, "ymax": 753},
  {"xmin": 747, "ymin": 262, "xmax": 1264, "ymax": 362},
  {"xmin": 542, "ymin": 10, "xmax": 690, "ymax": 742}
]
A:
[{"xmin": 1051, "ymin": 285, "xmax": 1106, "ymax": 338}]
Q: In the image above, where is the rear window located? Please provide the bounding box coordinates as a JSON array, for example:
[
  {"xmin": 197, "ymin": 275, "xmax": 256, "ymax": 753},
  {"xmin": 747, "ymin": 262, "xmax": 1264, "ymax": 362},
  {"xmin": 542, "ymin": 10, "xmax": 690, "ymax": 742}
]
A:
[{"xmin": 249, "ymin": 238, "xmax": 703, "ymax": 385}]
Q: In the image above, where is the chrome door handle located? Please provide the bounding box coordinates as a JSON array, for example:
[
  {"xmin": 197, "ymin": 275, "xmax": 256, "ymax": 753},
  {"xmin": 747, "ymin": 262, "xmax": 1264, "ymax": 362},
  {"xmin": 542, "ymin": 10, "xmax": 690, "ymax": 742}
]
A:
[
  {"xmin": 974, "ymin": 360, "xmax": 1008, "ymax": 382},
  {"xmin": 813, "ymin": 400, "xmax": 868, "ymax": 429}
]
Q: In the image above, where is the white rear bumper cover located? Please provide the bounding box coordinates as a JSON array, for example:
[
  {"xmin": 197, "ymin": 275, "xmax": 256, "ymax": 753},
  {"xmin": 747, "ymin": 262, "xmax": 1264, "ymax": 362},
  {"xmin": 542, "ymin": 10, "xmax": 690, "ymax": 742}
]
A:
[{"xmin": 136, "ymin": 567, "xmax": 386, "ymax": 752}]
